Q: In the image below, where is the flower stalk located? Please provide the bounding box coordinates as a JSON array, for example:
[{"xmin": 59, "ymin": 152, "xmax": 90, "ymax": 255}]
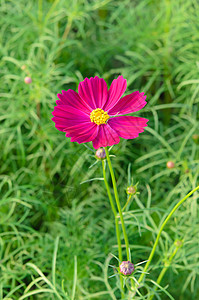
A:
[
  {"xmin": 105, "ymin": 147, "xmax": 130, "ymax": 260},
  {"xmin": 102, "ymin": 160, "xmax": 124, "ymax": 297},
  {"xmin": 122, "ymin": 194, "xmax": 133, "ymax": 212},
  {"xmin": 149, "ymin": 240, "xmax": 182, "ymax": 300},
  {"xmin": 102, "ymin": 160, "xmax": 122, "ymax": 261},
  {"xmin": 137, "ymin": 185, "xmax": 199, "ymax": 285}
]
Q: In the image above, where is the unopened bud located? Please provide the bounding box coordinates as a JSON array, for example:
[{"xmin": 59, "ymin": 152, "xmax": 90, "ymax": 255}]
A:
[
  {"xmin": 119, "ymin": 261, "xmax": 134, "ymax": 275},
  {"xmin": 24, "ymin": 77, "xmax": 32, "ymax": 84},
  {"xmin": 126, "ymin": 186, "xmax": 136, "ymax": 195},
  {"xmin": 166, "ymin": 161, "xmax": 175, "ymax": 169},
  {"xmin": 174, "ymin": 240, "xmax": 183, "ymax": 247},
  {"xmin": 21, "ymin": 65, "xmax": 26, "ymax": 70},
  {"xmin": 95, "ymin": 148, "xmax": 106, "ymax": 160}
]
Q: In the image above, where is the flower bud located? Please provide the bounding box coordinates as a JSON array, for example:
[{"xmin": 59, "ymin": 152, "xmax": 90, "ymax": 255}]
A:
[
  {"xmin": 174, "ymin": 239, "xmax": 183, "ymax": 247},
  {"xmin": 24, "ymin": 76, "xmax": 32, "ymax": 84},
  {"xmin": 21, "ymin": 65, "xmax": 26, "ymax": 70},
  {"xmin": 126, "ymin": 186, "xmax": 136, "ymax": 195},
  {"xmin": 95, "ymin": 148, "xmax": 106, "ymax": 160},
  {"xmin": 166, "ymin": 161, "xmax": 175, "ymax": 169},
  {"xmin": 119, "ymin": 261, "xmax": 134, "ymax": 275}
]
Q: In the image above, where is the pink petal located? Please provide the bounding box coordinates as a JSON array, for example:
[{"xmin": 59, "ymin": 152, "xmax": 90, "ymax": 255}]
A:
[
  {"xmin": 56, "ymin": 89, "xmax": 92, "ymax": 114},
  {"xmin": 52, "ymin": 117, "xmax": 72, "ymax": 131},
  {"xmin": 108, "ymin": 116, "xmax": 149, "ymax": 139},
  {"xmin": 104, "ymin": 75, "xmax": 127, "ymax": 112},
  {"xmin": 52, "ymin": 105, "xmax": 89, "ymax": 119},
  {"xmin": 108, "ymin": 91, "xmax": 147, "ymax": 116},
  {"xmin": 78, "ymin": 76, "xmax": 108, "ymax": 109},
  {"xmin": 65, "ymin": 122, "xmax": 96, "ymax": 136},
  {"xmin": 92, "ymin": 124, "xmax": 120, "ymax": 149},
  {"xmin": 70, "ymin": 123, "xmax": 99, "ymax": 144},
  {"xmin": 51, "ymin": 105, "xmax": 90, "ymax": 132},
  {"xmin": 52, "ymin": 104, "xmax": 99, "ymax": 143}
]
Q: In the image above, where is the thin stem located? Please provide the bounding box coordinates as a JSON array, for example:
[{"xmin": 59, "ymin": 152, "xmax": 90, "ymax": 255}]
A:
[
  {"xmin": 102, "ymin": 160, "xmax": 124, "ymax": 297},
  {"xmin": 149, "ymin": 242, "xmax": 181, "ymax": 300},
  {"xmin": 102, "ymin": 160, "xmax": 122, "ymax": 261},
  {"xmin": 38, "ymin": 0, "xmax": 43, "ymax": 23},
  {"xmin": 138, "ymin": 185, "xmax": 199, "ymax": 285},
  {"xmin": 105, "ymin": 147, "xmax": 130, "ymax": 260},
  {"xmin": 44, "ymin": 0, "xmax": 60, "ymax": 24},
  {"xmin": 62, "ymin": 17, "xmax": 72, "ymax": 41},
  {"xmin": 122, "ymin": 194, "xmax": 133, "ymax": 212}
]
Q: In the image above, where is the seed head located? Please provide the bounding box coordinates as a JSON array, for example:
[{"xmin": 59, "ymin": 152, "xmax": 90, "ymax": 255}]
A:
[
  {"xmin": 166, "ymin": 161, "xmax": 175, "ymax": 169},
  {"xmin": 119, "ymin": 261, "xmax": 134, "ymax": 276},
  {"xmin": 95, "ymin": 148, "xmax": 106, "ymax": 160},
  {"xmin": 24, "ymin": 76, "xmax": 32, "ymax": 84}
]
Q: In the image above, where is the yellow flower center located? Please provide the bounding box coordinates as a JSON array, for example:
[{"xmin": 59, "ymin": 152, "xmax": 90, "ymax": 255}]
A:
[{"xmin": 90, "ymin": 108, "xmax": 109, "ymax": 125}]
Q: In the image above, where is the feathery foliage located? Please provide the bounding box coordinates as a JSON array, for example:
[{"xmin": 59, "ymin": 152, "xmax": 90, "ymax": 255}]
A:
[{"xmin": 0, "ymin": 0, "xmax": 198, "ymax": 299}]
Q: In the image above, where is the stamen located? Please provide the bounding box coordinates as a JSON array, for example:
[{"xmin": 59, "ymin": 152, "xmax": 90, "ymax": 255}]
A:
[{"xmin": 90, "ymin": 108, "xmax": 109, "ymax": 125}]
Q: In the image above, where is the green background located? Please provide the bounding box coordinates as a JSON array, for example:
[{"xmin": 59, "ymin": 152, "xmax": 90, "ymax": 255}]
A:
[{"xmin": 0, "ymin": 0, "xmax": 198, "ymax": 299}]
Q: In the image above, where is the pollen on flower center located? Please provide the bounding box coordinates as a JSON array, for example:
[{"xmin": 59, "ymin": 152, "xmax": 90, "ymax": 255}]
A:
[{"xmin": 90, "ymin": 108, "xmax": 109, "ymax": 125}]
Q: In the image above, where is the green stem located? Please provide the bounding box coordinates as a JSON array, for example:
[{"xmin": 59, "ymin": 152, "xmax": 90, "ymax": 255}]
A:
[
  {"xmin": 38, "ymin": 0, "xmax": 43, "ymax": 23},
  {"xmin": 149, "ymin": 241, "xmax": 181, "ymax": 300},
  {"xmin": 138, "ymin": 186, "xmax": 199, "ymax": 285},
  {"xmin": 62, "ymin": 16, "xmax": 73, "ymax": 41},
  {"xmin": 102, "ymin": 160, "xmax": 122, "ymax": 262},
  {"xmin": 122, "ymin": 194, "xmax": 133, "ymax": 212},
  {"xmin": 102, "ymin": 160, "xmax": 124, "ymax": 297},
  {"xmin": 105, "ymin": 147, "xmax": 130, "ymax": 260}
]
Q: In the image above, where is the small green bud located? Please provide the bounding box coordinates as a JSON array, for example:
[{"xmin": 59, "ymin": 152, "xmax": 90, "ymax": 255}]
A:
[
  {"xmin": 126, "ymin": 186, "xmax": 136, "ymax": 195},
  {"xmin": 126, "ymin": 183, "xmax": 138, "ymax": 196},
  {"xmin": 164, "ymin": 261, "xmax": 170, "ymax": 267},
  {"xmin": 174, "ymin": 240, "xmax": 183, "ymax": 247}
]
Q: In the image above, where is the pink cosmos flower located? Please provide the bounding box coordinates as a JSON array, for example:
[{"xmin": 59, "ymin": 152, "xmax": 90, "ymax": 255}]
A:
[{"xmin": 51, "ymin": 76, "xmax": 148, "ymax": 149}]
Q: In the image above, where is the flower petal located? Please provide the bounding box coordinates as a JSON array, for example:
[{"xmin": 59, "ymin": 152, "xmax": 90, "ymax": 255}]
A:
[
  {"xmin": 51, "ymin": 105, "xmax": 90, "ymax": 132},
  {"xmin": 108, "ymin": 91, "xmax": 147, "ymax": 116},
  {"xmin": 78, "ymin": 76, "xmax": 108, "ymax": 109},
  {"xmin": 56, "ymin": 89, "xmax": 92, "ymax": 114},
  {"xmin": 104, "ymin": 75, "xmax": 127, "ymax": 112},
  {"xmin": 108, "ymin": 116, "xmax": 149, "ymax": 139},
  {"xmin": 92, "ymin": 124, "xmax": 120, "ymax": 149},
  {"xmin": 69, "ymin": 123, "xmax": 99, "ymax": 144},
  {"xmin": 52, "ymin": 104, "xmax": 99, "ymax": 143}
]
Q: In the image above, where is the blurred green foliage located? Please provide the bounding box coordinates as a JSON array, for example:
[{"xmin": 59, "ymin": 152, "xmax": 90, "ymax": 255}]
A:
[{"xmin": 0, "ymin": 0, "xmax": 198, "ymax": 299}]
